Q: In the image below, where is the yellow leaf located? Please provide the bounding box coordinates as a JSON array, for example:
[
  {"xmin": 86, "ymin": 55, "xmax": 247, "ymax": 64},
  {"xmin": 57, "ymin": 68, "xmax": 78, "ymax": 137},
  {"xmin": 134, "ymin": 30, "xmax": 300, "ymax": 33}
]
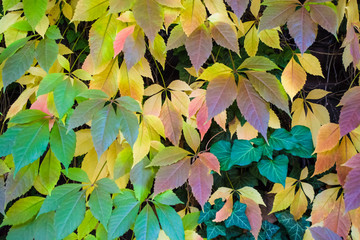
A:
[
  {"xmin": 269, "ymin": 109, "xmax": 281, "ymax": 129},
  {"xmin": 250, "ymin": 0, "xmax": 261, "ymax": 17},
  {"xmin": 62, "ymin": 1, "xmax": 73, "ymax": 20},
  {"xmin": 214, "ymin": 110, "xmax": 227, "ymax": 131},
  {"xmin": 143, "ymin": 93, "xmax": 162, "ymax": 117},
  {"xmin": 6, "ymin": 87, "xmax": 37, "ymax": 119},
  {"xmin": 180, "ymin": 0, "xmax": 206, "ymax": 36},
  {"xmin": 72, "ymin": 0, "xmax": 109, "ymax": 22},
  {"xmin": 281, "ymin": 57, "xmax": 307, "ymax": 99},
  {"xmin": 269, "ymin": 177, "xmax": 297, "ymax": 194},
  {"xmin": 290, "ymin": 188, "xmax": 308, "ymax": 220},
  {"xmin": 236, "ymin": 122, "xmax": 258, "ymax": 140},
  {"xmin": 311, "ymin": 187, "xmax": 340, "ymax": 224},
  {"xmin": 90, "ymin": 59, "xmax": 119, "ymax": 98},
  {"xmin": 209, "ymin": 187, "xmax": 232, "ymax": 204},
  {"xmin": 0, "ymin": 12, "xmax": 22, "ymax": 35},
  {"xmin": 105, "ymin": 141, "xmax": 123, "ymax": 179},
  {"xmin": 237, "ymin": 186, "xmax": 265, "ymax": 206},
  {"xmin": 75, "ymin": 129, "xmax": 93, "ymax": 157},
  {"xmin": 198, "ymin": 63, "xmax": 233, "ymax": 81},
  {"xmin": 119, "ymin": 61, "xmax": 144, "ymax": 102},
  {"xmin": 82, "ymin": 148, "xmax": 108, "ymax": 185},
  {"xmin": 160, "ymin": 98, "xmax": 183, "ymax": 146},
  {"xmin": 297, "ymin": 53, "xmax": 324, "ymax": 77},
  {"xmin": 308, "ymin": 103, "xmax": 330, "ymax": 125},
  {"xmin": 35, "ymin": 15, "xmax": 49, "ymax": 37},
  {"xmin": 270, "ymin": 185, "xmax": 296, "ymax": 213},
  {"xmin": 149, "ymin": 34, "xmax": 167, "ymax": 69},
  {"xmin": 228, "ymin": 117, "xmax": 240, "ymax": 137},
  {"xmin": 314, "ymin": 123, "xmax": 340, "ymax": 153},
  {"xmin": 158, "ymin": 230, "xmax": 170, "ymax": 240},
  {"xmin": 115, "ymin": 173, "xmax": 130, "ymax": 189},
  {"xmin": 182, "ymin": 121, "xmax": 200, "ymax": 153},
  {"xmin": 259, "ymin": 28, "xmax": 282, "ymax": 50},
  {"xmin": 144, "ymin": 84, "xmax": 164, "ymax": 96},
  {"xmin": 301, "ymin": 182, "xmax": 315, "ymax": 202},
  {"xmin": 203, "ymin": 0, "xmax": 227, "ymax": 15},
  {"xmin": 133, "ymin": 121, "xmax": 151, "ymax": 166},
  {"xmin": 144, "ymin": 115, "xmax": 166, "ymax": 138},
  {"xmin": 171, "ymin": 90, "xmax": 190, "ymax": 117},
  {"xmin": 347, "ymin": 0, "xmax": 359, "ymax": 23},
  {"xmin": 168, "ymin": 80, "xmax": 193, "ymax": 92},
  {"xmin": 244, "ymin": 24, "xmax": 259, "ymax": 57},
  {"xmin": 300, "ymin": 167, "xmax": 308, "ymax": 180},
  {"xmin": 134, "ymin": 57, "xmax": 154, "ymax": 81},
  {"xmin": 185, "ymin": 230, "xmax": 202, "ymax": 240},
  {"xmin": 318, "ymin": 173, "xmax": 339, "ymax": 186}
]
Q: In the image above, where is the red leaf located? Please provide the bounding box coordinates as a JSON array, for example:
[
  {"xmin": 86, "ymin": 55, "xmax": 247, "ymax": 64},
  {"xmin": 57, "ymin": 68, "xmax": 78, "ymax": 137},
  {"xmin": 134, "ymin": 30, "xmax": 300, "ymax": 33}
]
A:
[
  {"xmin": 113, "ymin": 25, "xmax": 135, "ymax": 57},
  {"xmin": 189, "ymin": 160, "xmax": 213, "ymax": 208},
  {"xmin": 198, "ymin": 152, "xmax": 220, "ymax": 174},
  {"xmin": 236, "ymin": 76, "xmax": 269, "ymax": 141},
  {"xmin": 309, "ymin": 4, "xmax": 337, "ymax": 35},
  {"xmin": 241, "ymin": 197, "xmax": 262, "ymax": 239},
  {"xmin": 196, "ymin": 101, "xmax": 211, "ymax": 140},
  {"xmin": 206, "ymin": 74, "xmax": 237, "ymax": 120},
  {"xmin": 154, "ymin": 158, "xmax": 191, "ymax": 195},
  {"xmin": 225, "ymin": 0, "xmax": 249, "ymax": 19},
  {"xmin": 287, "ymin": 7, "xmax": 317, "ymax": 54},
  {"xmin": 185, "ymin": 25, "xmax": 212, "ymax": 72},
  {"xmin": 160, "ymin": 98, "xmax": 183, "ymax": 146}
]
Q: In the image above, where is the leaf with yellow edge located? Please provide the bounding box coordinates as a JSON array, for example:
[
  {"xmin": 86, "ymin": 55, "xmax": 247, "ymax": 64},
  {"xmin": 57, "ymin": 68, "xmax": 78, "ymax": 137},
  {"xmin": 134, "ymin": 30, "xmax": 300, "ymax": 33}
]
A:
[
  {"xmin": 144, "ymin": 115, "xmax": 165, "ymax": 138},
  {"xmin": 314, "ymin": 123, "xmax": 340, "ymax": 153},
  {"xmin": 281, "ymin": 57, "xmax": 307, "ymax": 99},
  {"xmin": 236, "ymin": 122, "xmax": 258, "ymax": 140},
  {"xmin": 259, "ymin": 28, "xmax": 282, "ymax": 50},
  {"xmin": 290, "ymin": 188, "xmax": 308, "ymax": 220},
  {"xmin": 306, "ymin": 89, "xmax": 330, "ymax": 100},
  {"xmin": 297, "ymin": 53, "xmax": 324, "ymax": 77},
  {"xmin": 213, "ymin": 195, "xmax": 233, "ymax": 222},
  {"xmin": 133, "ymin": 121, "xmax": 151, "ymax": 166},
  {"xmin": 244, "ymin": 25, "xmax": 259, "ymax": 57},
  {"xmin": 180, "ymin": 0, "xmax": 206, "ymax": 36},
  {"xmin": 148, "ymin": 146, "xmax": 190, "ymax": 167},
  {"xmin": 198, "ymin": 63, "xmax": 233, "ymax": 81},
  {"xmin": 335, "ymin": 136, "xmax": 357, "ymax": 186},
  {"xmin": 183, "ymin": 121, "xmax": 200, "ymax": 153},
  {"xmin": 72, "ymin": 0, "xmax": 108, "ymax": 21},
  {"xmin": 90, "ymin": 59, "xmax": 119, "ymax": 98},
  {"xmin": 311, "ymin": 187, "xmax": 340, "ymax": 224},
  {"xmin": 209, "ymin": 187, "xmax": 233, "ymax": 204},
  {"xmin": 238, "ymin": 186, "xmax": 265, "ymax": 206},
  {"xmin": 270, "ymin": 184, "xmax": 296, "ymax": 214},
  {"xmin": 149, "ymin": 34, "xmax": 167, "ymax": 69},
  {"xmin": 119, "ymin": 61, "xmax": 144, "ymax": 102},
  {"xmin": 160, "ymin": 98, "xmax": 183, "ymax": 146}
]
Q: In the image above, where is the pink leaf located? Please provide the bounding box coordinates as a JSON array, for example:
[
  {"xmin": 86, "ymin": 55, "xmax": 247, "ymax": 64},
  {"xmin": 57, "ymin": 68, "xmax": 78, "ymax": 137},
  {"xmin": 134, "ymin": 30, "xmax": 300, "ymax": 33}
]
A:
[
  {"xmin": 343, "ymin": 153, "xmax": 360, "ymax": 169},
  {"xmin": 154, "ymin": 158, "xmax": 191, "ymax": 195},
  {"xmin": 213, "ymin": 195, "xmax": 233, "ymax": 222},
  {"xmin": 30, "ymin": 94, "xmax": 55, "ymax": 130},
  {"xmin": 241, "ymin": 197, "xmax": 262, "ymax": 239},
  {"xmin": 196, "ymin": 101, "xmax": 211, "ymax": 140},
  {"xmin": 339, "ymin": 88, "xmax": 360, "ymax": 136},
  {"xmin": 225, "ymin": 0, "xmax": 249, "ymax": 19},
  {"xmin": 344, "ymin": 167, "xmax": 360, "ymax": 212},
  {"xmin": 198, "ymin": 152, "xmax": 220, "ymax": 174},
  {"xmin": 189, "ymin": 160, "xmax": 213, "ymax": 208},
  {"xmin": 113, "ymin": 25, "xmax": 135, "ymax": 57},
  {"xmin": 189, "ymin": 94, "xmax": 205, "ymax": 118},
  {"xmin": 309, "ymin": 5, "xmax": 337, "ymax": 35},
  {"xmin": 258, "ymin": 3, "xmax": 297, "ymax": 31},
  {"xmin": 324, "ymin": 197, "xmax": 351, "ymax": 239},
  {"xmin": 160, "ymin": 98, "xmax": 183, "ymax": 146}
]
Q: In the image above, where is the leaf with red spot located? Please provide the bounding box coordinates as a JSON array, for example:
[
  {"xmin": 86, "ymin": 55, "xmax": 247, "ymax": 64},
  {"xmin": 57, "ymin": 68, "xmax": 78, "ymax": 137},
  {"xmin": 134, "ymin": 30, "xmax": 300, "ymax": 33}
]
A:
[
  {"xmin": 189, "ymin": 160, "xmax": 213, "ymax": 208},
  {"xmin": 113, "ymin": 25, "xmax": 135, "ymax": 56}
]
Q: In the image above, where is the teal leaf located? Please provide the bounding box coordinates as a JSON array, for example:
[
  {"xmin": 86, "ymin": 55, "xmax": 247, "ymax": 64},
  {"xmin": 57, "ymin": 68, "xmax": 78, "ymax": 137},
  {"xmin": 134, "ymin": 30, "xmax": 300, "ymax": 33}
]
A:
[
  {"xmin": 0, "ymin": 36, "xmax": 31, "ymax": 64},
  {"xmin": 12, "ymin": 120, "xmax": 49, "ymax": 175},
  {"xmin": 23, "ymin": 0, "xmax": 47, "ymax": 29},
  {"xmin": 37, "ymin": 73, "xmax": 65, "ymax": 96},
  {"xmin": 50, "ymin": 121, "xmax": 76, "ymax": 169},
  {"xmin": 117, "ymin": 107, "xmax": 139, "ymax": 147},
  {"xmin": 34, "ymin": 212, "xmax": 56, "ymax": 240},
  {"xmin": 9, "ymin": 110, "xmax": 48, "ymax": 124},
  {"xmin": 225, "ymin": 201, "xmax": 251, "ymax": 230},
  {"xmin": 89, "ymin": 187, "xmax": 112, "ymax": 229},
  {"xmin": 67, "ymin": 99, "xmax": 105, "ymax": 130},
  {"xmin": 77, "ymin": 89, "xmax": 109, "ymax": 99},
  {"xmin": 95, "ymin": 178, "xmax": 121, "ymax": 194},
  {"xmin": 35, "ymin": 38, "xmax": 59, "ymax": 72},
  {"xmin": 206, "ymin": 221, "xmax": 227, "ymax": 239},
  {"xmin": 275, "ymin": 212, "xmax": 307, "ymax": 240},
  {"xmin": 61, "ymin": 168, "xmax": 90, "ymax": 183},
  {"xmin": 198, "ymin": 202, "xmax": 216, "ymax": 224},
  {"xmin": 45, "ymin": 26, "xmax": 63, "ymax": 40},
  {"xmin": 54, "ymin": 190, "xmax": 86, "ymax": 239},
  {"xmin": 130, "ymin": 157, "xmax": 155, "ymax": 202},
  {"xmin": 53, "ymin": 78, "xmax": 78, "ymax": 118},
  {"xmin": 231, "ymin": 140, "xmax": 262, "ymax": 166},
  {"xmin": 258, "ymin": 220, "xmax": 280, "ymax": 240},
  {"xmin": 107, "ymin": 194, "xmax": 140, "ymax": 240},
  {"xmin": 257, "ymin": 155, "xmax": 289, "ymax": 186},
  {"xmin": 134, "ymin": 204, "xmax": 160, "ymax": 240},
  {"xmin": 269, "ymin": 128, "xmax": 297, "ymax": 151},
  {"xmin": 288, "ymin": 126, "xmax": 314, "ymax": 158},
  {"xmin": 153, "ymin": 190, "xmax": 183, "ymax": 205},
  {"xmin": 91, "ymin": 105, "xmax": 120, "ymax": 158},
  {"xmin": 2, "ymin": 41, "xmax": 35, "ymax": 89},
  {"xmin": 116, "ymin": 96, "xmax": 142, "ymax": 112},
  {"xmin": 154, "ymin": 203, "xmax": 185, "ymax": 240},
  {"xmin": 6, "ymin": 221, "xmax": 34, "ymax": 240},
  {"xmin": 0, "ymin": 126, "xmax": 22, "ymax": 157},
  {"xmin": 112, "ymin": 189, "xmax": 137, "ymax": 208},
  {"xmin": 210, "ymin": 140, "xmax": 232, "ymax": 171}
]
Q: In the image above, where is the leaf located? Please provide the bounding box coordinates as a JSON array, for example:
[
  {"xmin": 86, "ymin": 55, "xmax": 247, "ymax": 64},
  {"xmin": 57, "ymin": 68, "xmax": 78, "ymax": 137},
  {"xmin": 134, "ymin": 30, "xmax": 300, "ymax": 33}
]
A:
[
  {"xmin": 206, "ymin": 73, "xmax": 237, "ymax": 120},
  {"xmin": 61, "ymin": 168, "xmax": 90, "ymax": 183},
  {"xmin": 259, "ymin": 3, "xmax": 297, "ymax": 31},
  {"xmin": 91, "ymin": 105, "xmax": 120, "ymax": 158},
  {"xmin": 339, "ymin": 88, "xmax": 360, "ymax": 136},
  {"xmin": 225, "ymin": 201, "xmax": 251, "ymax": 230},
  {"xmin": 34, "ymin": 212, "xmax": 56, "ymax": 240},
  {"xmin": 68, "ymin": 99, "xmax": 105, "ymax": 130},
  {"xmin": 239, "ymin": 56, "xmax": 279, "ymax": 71},
  {"xmin": 189, "ymin": 160, "xmax": 213, "ymax": 208},
  {"xmin": 275, "ymin": 212, "xmax": 307, "ymax": 240},
  {"xmin": 2, "ymin": 41, "xmax": 35, "ymax": 89},
  {"xmin": 154, "ymin": 158, "xmax": 191, "ymax": 195},
  {"xmin": 54, "ymin": 191, "xmax": 86, "ymax": 239},
  {"xmin": 238, "ymin": 187, "xmax": 265, "ymax": 206},
  {"xmin": 237, "ymin": 76, "xmax": 269, "ymax": 140},
  {"xmin": 96, "ymin": 178, "xmax": 121, "ymax": 194},
  {"xmin": 130, "ymin": 158, "xmax": 155, "ymax": 202},
  {"xmin": 12, "ymin": 120, "xmax": 49, "ymax": 175},
  {"xmin": 39, "ymin": 150, "xmax": 61, "ymax": 195},
  {"xmin": 290, "ymin": 189, "xmax": 308, "ymax": 220},
  {"xmin": 77, "ymin": 210, "xmax": 98, "ymax": 240},
  {"xmin": 310, "ymin": 4, "xmax": 337, "ymax": 35},
  {"xmin": 297, "ymin": 53, "xmax": 324, "ymax": 77},
  {"xmin": 244, "ymin": 25, "xmax": 259, "ymax": 57},
  {"xmin": 114, "ymin": 25, "xmax": 135, "ymax": 56},
  {"xmin": 225, "ymin": 0, "xmax": 249, "ymax": 19},
  {"xmin": 166, "ymin": 24, "xmax": 187, "ymax": 51},
  {"xmin": 23, "ymin": 0, "xmax": 47, "ymax": 29},
  {"xmin": 198, "ymin": 152, "xmax": 220, "ymax": 174},
  {"xmin": 246, "ymin": 71, "xmax": 289, "ymax": 114},
  {"xmin": 37, "ymin": 73, "xmax": 65, "ymax": 96},
  {"xmin": 35, "ymin": 38, "xmax": 59, "ymax": 73},
  {"xmin": 241, "ymin": 197, "xmax": 262, "ymax": 239},
  {"xmin": 269, "ymin": 128, "xmax": 297, "ymax": 150},
  {"xmin": 185, "ymin": 25, "xmax": 212, "ymax": 72},
  {"xmin": 153, "ymin": 190, "xmax": 183, "ymax": 205},
  {"xmin": 132, "ymin": 121, "xmax": 151, "ymax": 165},
  {"xmin": 281, "ymin": 57, "xmax": 307, "ymax": 99},
  {"xmin": 89, "ymin": 187, "xmax": 112, "ymax": 228},
  {"xmin": 306, "ymin": 89, "xmax": 330, "ymax": 100},
  {"xmin": 289, "ymin": 125, "xmax": 314, "ymax": 158},
  {"xmin": 344, "ymin": 167, "xmax": 360, "ymax": 212},
  {"xmin": 310, "ymin": 227, "xmax": 342, "ymax": 240},
  {"xmin": 123, "ymin": 28, "xmax": 146, "ymax": 70},
  {"xmin": 259, "ymin": 221, "xmax": 280, "ymax": 240},
  {"xmin": 155, "ymin": 203, "xmax": 185, "ymax": 240},
  {"xmin": 287, "ymin": 7, "xmax": 317, "ymax": 54},
  {"xmin": 180, "ymin": 0, "xmax": 206, "ymax": 36},
  {"xmin": 213, "ymin": 195, "xmax": 233, "ymax": 222},
  {"xmin": 132, "ymin": 0, "xmax": 164, "ymax": 42},
  {"xmin": 53, "ymin": 78, "xmax": 79, "ymax": 118},
  {"xmin": 9, "ymin": 109, "xmax": 48, "ymax": 124},
  {"xmin": 311, "ymin": 187, "xmax": 340, "ymax": 224},
  {"xmin": 210, "ymin": 140, "xmax": 232, "ymax": 171},
  {"xmin": 134, "ymin": 204, "xmax": 160, "ymax": 240},
  {"xmin": 210, "ymin": 21, "xmax": 239, "ymax": 54},
  {"xmin": 107, "ymin": 194, "xmax": 140, "ymax": 240},
  {"xmin": 2, "ymin": 196, "xmax": 44, "ymax": 226},
  {"xmin": 72, "ymin": 0, "xmax": 109, "ymax": 21},
  {"xmin": 199, "ymin": 202, "xmax": 216, "ymax": 223},
  {"xmin": 259, "ymin": 28, "xmax": 282, "ymax": 50},
  {"xmin": 0, "ymin": 37, "xmax": 31, "ymax": 65},
  {"xmin": 149, "ymin": 146, "xmax": 190, "ymax": 167},
  {"xmin": 50, "ymin": 122, "xmax": 76, "ymax": 169},
  {"xmin": 160, "ymin": 98, "xmax": 183, "ymax": 146},
  {"xmin": 231, "ymin": 139, "xmax": 262, "ymax": 166},
  {"xmin": 314, "ymin": 123, "xmax": 340, "ymax": 153},
  {"xmin": 258, "ymin": 155, "xmax": 289, "ymax": 186},
  {"xmin": 182, "ymin": 121, "xmax": 200, "ymax": 153},
  {"xmin": 206, "ymin": 221, "xmax": 226, "ymax": 239},
  {"xmin": 117, "ymin": 107, "xmax": 139, "ymax": 147}
]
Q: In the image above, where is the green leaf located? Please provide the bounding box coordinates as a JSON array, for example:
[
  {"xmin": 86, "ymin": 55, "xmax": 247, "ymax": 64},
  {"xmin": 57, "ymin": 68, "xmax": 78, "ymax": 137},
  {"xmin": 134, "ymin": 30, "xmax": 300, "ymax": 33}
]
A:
[
  {"xmin": 269, "ymin": 128, "xmax": 297, "ymax": 151},
  {"xmin": 182, "ymin": 211, "xmax": 200, "ymax": 230},
  {"xmin": 0, "ymin": 36, "xmax": 31, "ymax": 64},
  {"xmin": 67, "ymin": 99, "xmax": 105, "ymax": 130},
  {"xmin": 206, "ymin": 221, "xmax": 227, "ymax": 239},
  {"xmin": 116, "ymin": 96, "xmax": 142, "ymax": 112},
  {"xmin": 61, "ymin": 168, "xmax": 90, "ymax": 183},
  {"xmin": 148, "ymin": 146, "xmax": 190, "ymax": 167},
  {"xmin": 9, "ymin": 110, "xmax": 48, "ymax": 124},
  {"xmin": 153, "ymin": 190, "xmax": 183, "ymax": 205},
  {"xmin": 114, "ymin": 147, "xmax": 133, "ymax": 179},
  {"xmin": 238, "ymin": 56, "xmax": 280, "ymax": 71},
  {"xmin": 39, "ymin": 150, "xmax": 61, "ymax": 195},
  {"xmin": 50, "ymin": 121, "xmax": 76, "ymax": 169},
  {"xmin": 112, "ymin": 189, "xmax": 137, "ymax": 208},
  {"xmin": 23, "ymin": 0, "xmax": 47, "ymax": 29},
  {"xmin": 77, "ymin": 89, "xmax": 109, "ymax": 99},
  {"xmin": 275, "ymin": 212, "xmax": 307, "ymax": 240},
  {"xmin": 45, "ymin": 25, "xmax": 63, "ymax": 40},
  {"xmin": 37, "ymin": 73, "xmax": 65, "ymax": 96},
  {"xmin": 134, "ymin": 204, "xmax": 160, "ymax": 240},
  {"xmin": 72, "ymin": 69, "xmax": 93, "ymax": 81},
  {"xmin": 154, "ymin": 203, "xmax": 185, "ymax": 240},
  {"xmin": 77, "ymin": 210, "xmax": 98, "ymax": 240},
  {"xmin": 35, "ymin": 38, "xmax": 59, "ymax": 72},
  {"xmin": 198, "ymin": 202, "xmax": 216, "ymax": 224},
  {"xmin": 258, "ymin": 155, "xmax": 289, "ymax": 187},
  {"xmin": 91, "ymin": 105, "xmax": 120, "ymax": 158},
  {"xmin": 210, "ymin": 141, "xmax": 232, "ymax": 171},
  {"xmin": 95, "ymin": 178, "xmax": 121, "ymax": 194},
  {"xmin": 225, "ymin": 201, "xmax": 251, "ymax": 230},
  {"xmin": 117, "ymin": 107, "xmax": 139, "ymax": 147},
  {"xmin": 12, "ymin": 120, "xmax": 49, "ymax": 175},
  {"xmin": 3, "ymin": 0, "xmax": 21, "ymax": 11},
  {"xmin": 89, "ymin": 187, "xmax": 112, "ymax": 228},
  {"xmin": 53, "ymin": 78, "xmax": 78, "ymax": 118},
  {"xmin": 9, "ymin": 20, "xmax": 32, "ymax": 32},
  {"xmin": 2, "ymin": 196, "xmax": 44, "ymax": 226},
  {"xmin": 0, "ymin": 126, "xmax": 22, "ymax": 157},
  {"xmin": 6, "ymin": 221, "xmax": 34, "ymax": 240},
  {"xmin": 34, "ymin": 212, "xmax": 56, "ymax": 240},
  {"xmin": 72, "ymin": 0, "xmax": 109, "ymax": 22},
  {"xmin": 54, "ymin": 191, "xmax": 86, "ymax": 240},
  {"xmin": 231, "ymin": 140, "xmax": 262, "ymax": 166},
  {"xmin": 2, "ymin": 41, "xmax": 35, "ymax": 89},
  {"xmin": 130, "ymin": 157, "xmax": 155, "ymax": 202},
  {"xmin": 287, "ymin": 126, "xmax": 314, "ymax": 158},
  {"xmin": 38, "ymin": 184, "xmax": 82, "ymax": 216},
  {"xmin": 107, "ymin": 193, "xmax": 140, "ymax": 240}
]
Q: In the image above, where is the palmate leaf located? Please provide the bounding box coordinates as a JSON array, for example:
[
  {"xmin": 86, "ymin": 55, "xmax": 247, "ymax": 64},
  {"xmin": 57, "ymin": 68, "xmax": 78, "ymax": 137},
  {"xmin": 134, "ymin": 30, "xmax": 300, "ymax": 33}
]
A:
[
  {"xmin": 116, "ymin": 106, "xmax": 139, "ymax": 147},
  {"xmin": 258, "ymin": 2, "xmax": 297, "ymax": 31},
  {"xmin": 89, "ymin": 187, "xmax": 112, "ymax": 229},
  {"xmin": 134, "ymin": 204, "xmax": 160, "ymax": 240},
  {"xmin": 154, "ymin": 202, "xmax": 185, "ymax": 240},
  {"xmin": 35, "ymin": 38, "xmax": 58, "ymax": 73}
]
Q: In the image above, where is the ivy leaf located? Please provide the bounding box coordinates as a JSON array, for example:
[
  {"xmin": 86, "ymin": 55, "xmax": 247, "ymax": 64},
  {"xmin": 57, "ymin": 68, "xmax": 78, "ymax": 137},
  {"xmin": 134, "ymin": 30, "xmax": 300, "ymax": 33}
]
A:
[
  {"xmin": 239, "ymin": 56, "xmax": 280, "ymax": 72},
  {"xmin": 189, "ymin": 160, "xmax": 213, "ymax": 208},
  {"xmin": 258, "ymin": 155, "xmax": 289, "ymax": 186},
  {"xmin": 206, "ymin": 221, "xmax": 227, "ymax": 239},
  {"xmin": 35, "ymin": 38, "xmax": 59, "ymax": 73},
  {"xmin": 12, "ymin": 119, "xmax": 49, "ymax": 175},
  {"xmin": 258, "ymin": 221, "xmax": 280, "ymax": 240},
  {"xmin": 89, "ymin": 187, "xmax": 112, "ymax": 229},
  {"xmin": 224, "ymin": 201, "xmax": 251, "ymax": 230},
  {"xmin": 134, "ymin": 204, "xmax": 160, "ymax": 240},
  {"xmin": 210, "ymin": 140, "xmax": 232, "ymax": 171},
  {"xmin": 23, "ymin": 0, "xmax": 47, "ymax": 29},
  {"xmin": 153, "ymin": 190, "xmax": 183, "ymax": 205},
  {"xmin": 269, "ymin": 128, "xmax": 297, "ymax": 151},
  {"xmin": 154, "ymin": 203, "xmax": 185, "ymax": 240},
  {"xmin": 275, "ymin": 212, "xmax": 307, "ymax": 240},
  {"xmin": 50, "ymin": 121, "xmax": 76, "ymax": 169},
  {"xmin": 288, "ymin": 126, "xmax": 314, "ymax": 158},
  {"xmin": 198, "ymin": 202, "xmax": 216, "ymax": 224},
  {"xmin": 130, "ymin": 157, "xmax": 155, "ymax": 202},
  {"xmin": 116, "ymin": 107, "xmax": 139, "ymax": 147},
  {"xmin": 231, "ymin": 139, "xmax": 262, "ymax": 167}
]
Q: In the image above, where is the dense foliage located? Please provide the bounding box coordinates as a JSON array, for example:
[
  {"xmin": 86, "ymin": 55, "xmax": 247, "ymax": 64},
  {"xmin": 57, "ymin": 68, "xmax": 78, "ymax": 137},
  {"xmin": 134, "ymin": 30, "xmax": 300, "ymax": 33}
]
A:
[{"xmin": 0, "ymin": 0, "xmax": 359, "ymax": 239}]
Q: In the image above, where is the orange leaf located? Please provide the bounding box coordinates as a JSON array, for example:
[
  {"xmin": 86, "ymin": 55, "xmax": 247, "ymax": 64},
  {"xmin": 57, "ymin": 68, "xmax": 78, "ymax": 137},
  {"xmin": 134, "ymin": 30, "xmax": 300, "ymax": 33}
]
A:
[
  {"xmin": 324, "ymin": 195, "xmax": 351, "ymax": 239},
  {"xmin": 311, "ymin": 187, "xmax": 340, "ymax": 224},
  {"xmin": 241, "ymin": 197, "xmax": 262, "ymax": 239},
  {"xmin": 314, "ymin": 123, "xmax": 340, "ymax": 153},
  {"xmin": 213, "ymin": 195, "xmax": 233, "ymax": 222},
  {"xmin": 335, "ymin": 136, "xmax": 356, "ymax": 186},
  {"xmin": 281, "ymin": 57, "xmax": 307, "ymax": 99},
  {"xmin": 198, "ymin": 152, "xmax": 220, "ymax": 174}
]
